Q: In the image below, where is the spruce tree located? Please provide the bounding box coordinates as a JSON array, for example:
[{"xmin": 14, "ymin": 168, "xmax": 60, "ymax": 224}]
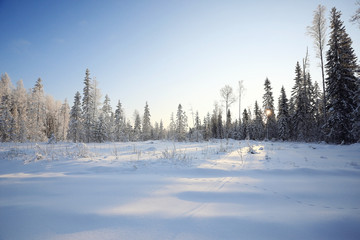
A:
[
  {"xmin": 82, "ymin": 69, "xmax": 94, "ymax": 142},
  {"xmin": 262, "ymin": 78, "xmax": 276, "ymax": 139},
  {"xmin": 176, "ymin": 104, "xmax": 187, "ymax": 141},
  {"xmin": 28, "ymin": 78, "xmax": 46, "ymax": 141},
  {"xmin": 142, "ymin": 102, "xmax": 151, "ymax": 141},
  {"xmin": 102, "ymin": 94, "xmax": 113, "ymax": 141},
  {"xmin": 325, "ymin": 8, "xmax": 358, "ymax": 143},
  {"xmin": 114, "ymin": 100, "xmax": 125, "ymax": 141},
  {"xmin": 252, "ymin": 101, "xmax": 264, "ymax": 140},
  {"xmin": 69, "ymin": 92, "xmax": 83, "ymax": 142},
  {"xmin": 277, "ymin": 86, "xmax": 290, "ymax": 141},
  {"xmin": 242, "ymin": 109, "xmax": 250, "ymax": 139},
  {"xmin": 133, "ymin": 110, "xmax": 141, "ymax": 141}
]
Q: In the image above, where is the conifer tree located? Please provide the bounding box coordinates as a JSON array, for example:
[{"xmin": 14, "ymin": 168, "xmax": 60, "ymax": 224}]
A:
[
  {"xmin": 252, "ymin": 101, "xmax": 264, "ymax": 140},
  {"xmin": 277, "ymin": 86, "xmax": 290, "ymax": 141},
  {"xmin": 142, "ymin": 102, "xmax": 151, "ymax": 141},
  {"xmin": 28, "ymin": 78, "xmax": 47, "ymax": 141},
  {"xmin": 325, "ymin": 8, "xmax": 358, "ymax": 143},
  {"xmin": 0, "ymin": 73, "xmax": 14, "ymax": 142},
  {"xmin": 102, "ymin": 94, "xmax": 113, "ymax": 141},
  {"xmin": 242, "ymin": 109, "xmax": 250, "ymax": 139},
  {"xmin": 13, "ymin": 80, "xmax": 28, "ymax": 142},
  {"xmin": 176, "ymin": 104, "xmax": 187, "ymax": 141},
  {"xmin": 133, "ymin": 110, "xmax": 141, "ymax": 141},
  {"xmin": 225, "ymin": 109, "xmax": 232, "ymax": 139},
  {"xmin": 159, "ymin": 120, "xmax": 165, "ymax": 140},
  {"xmin": 59, "ymin": 99, "xmax": 70, "ymax": 141},
  {"xmin": 114, "ymin": 100, "xmax": 125, "ymax": 141},
  {"xmin": 262, "ymin": 78, "xmax": 276, "ymax": 139},
  {"xmin": 69, "ymin": 92, "xmax": 83, "ymax": 142},
  {"xmin": 82, "ymin": 69, "xmax": 94, "ymax": 142}
]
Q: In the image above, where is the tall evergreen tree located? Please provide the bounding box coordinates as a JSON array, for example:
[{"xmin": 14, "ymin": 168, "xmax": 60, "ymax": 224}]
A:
[
  {"xmin": 102, "ymin": 94, "xmax": 113, "ymax": 141},
  {"xmin": 142, "ymin": 102, "xmax": 151, "ymax": 141},
  {"xmin": 262, "ymin": 78, "xmax": 276, "ymax": 139},
  {"xmin": 277, "ymin": 86, "xmax": 290, "ymax": 141},
  {"xmin": 133, "ymin": 110, "xmax": 142, "ymax": 141},
  {"xmin": 82, "ymin": 69, "xmax": 94, "ymax": 142},
  {"xmin": 114, "ymin": 100, "xmax": 125, "ymax": 141},
  {"xmin": 252, "ymin": 101, "xmax": 264, "ymax": 140},
  {"xmin": 0, "ymin": 73, "xmax": 14, "ymax": 142},
  {"xmin": 242, "ymin": 109, "xmax": 250, "ymax": 139},
  {"xmin": 175, "ymin": 104, "xmax": 187, "ymax": 141},
  {"xmin": 28, "ymin": 78, "xmax": 46, "ymax": 141},
  {"xmin": 325, "ymin": 8, "xmax": 358, "ymax": 143},
  {"xmin": 68, "ymin": 92, "xmax": 83, "ymax": 142}
]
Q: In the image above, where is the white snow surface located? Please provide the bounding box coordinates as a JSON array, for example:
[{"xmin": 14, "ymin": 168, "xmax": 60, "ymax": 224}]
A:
[{"xmin": 1, "ymin": 140, "xmax": 360, "ymax": 240}]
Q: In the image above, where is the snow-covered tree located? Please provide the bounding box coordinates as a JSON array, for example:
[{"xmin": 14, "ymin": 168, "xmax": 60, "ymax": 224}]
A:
[
  {"xmin": 82, "ymin": 69, "xmax": 94, "ymax": 142},
  {"xmin": 0, "ymin": 73, "xmax": 14, "ymax": 142},
  {"xmin": 242, "ymin": 109, "xmax": 250, "ymax": 139},
  {"xmin": 325, "ymin": 8, "xmax": 358, "ymax": 143},
  {"xmin": 28, "ymin": 78, "xmax": 47, "ymax": 141},
  {"xmin": 277, "ymin": 86, "xmax": 290, "ymax": 141},
  {"xmin": 58, "ymin": 99, "xmax": 70, "ymax": 141},
  {"xmin": 142, "ymin": 102, "xmax": 151, "ymax": 141},
  {"xmin": 13, "ymin": 80, "xmax": 28, "ymax": 142},
  {"xmin": 175, "ymin": 104, "xmax": 188, "ymax": 141},
  {"xmin": 94, "ymin": 113, "xmax": 106, "ymax": 142},
  {"xmin": 68, "ymin": 92, "xmax": 83, "ymax": 142},
  {"xmin": 101, "ymin": 94, "xmax": 113, "ymax": 141},
  {"xmin": 159, "ymin": 120, "xmax": 165, "ymax": 140},
  {"xmin": 262, "ymin": 78, "xmax": 276, "ymax": 139},
  {"xmin": 252, "ymin": 101, "xmax": 264, "ymax": 140},
  {"xmin": 133, "ymin": 110, "xmax": 141, "ymax": 141},
  {"xmin": 114, "ymin": 100, "xmax": 126, "ymax": 141}
]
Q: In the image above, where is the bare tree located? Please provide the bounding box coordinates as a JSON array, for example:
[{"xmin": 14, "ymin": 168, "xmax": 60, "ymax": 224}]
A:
[
  {"xmin": 307, "ymin": 4, "xmax": 327, "ymax": 123},
  {"xmin": 220, "ymin": 85, "xmax": 236, "ymax": 124},
  {"xmin": 350, "ymin": 1, "xmax": 360, "ymax": 27}
]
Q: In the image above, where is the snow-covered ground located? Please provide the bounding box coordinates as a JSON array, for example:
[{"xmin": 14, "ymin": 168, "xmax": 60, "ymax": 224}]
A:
[{"xmin": 1, "ymin": 140, "xmax": 360, "ymax": 240}]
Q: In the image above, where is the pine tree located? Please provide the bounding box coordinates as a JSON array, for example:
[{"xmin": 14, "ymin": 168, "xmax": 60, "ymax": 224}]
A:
[
  {"xmin": 13, "ymin": 79, "xmax": 28, "ymax": 142},
  {"xmin": 59, "ymin": 99, "xmax": 70, "ymax": 141},
  {"xmin": 168, "ymin": 112, "xmax": 176, "ymax": 140},
  {"xmin": 225, "ymin": 109, "xmax": 232, "ymax": 139},
  {"xmin": 0, "ymin": 73, "xmax": 14, "ymax": 142},
  {"xmin": 102, "ymin": 94, "xmax": 113, "ymax": 141},
  {"xmin": 277, "ymin": 86, "xmax": 290, "ymax": 141},
  {"xmin": 159, "ymin": 120, "xmax": 165, "ymax": 140},
  {"xmin": 82, "ymin": 69, "xmax": 94, "ymax": 142},
  {"xmin": 242, "ymin": 109, "xmax": 250, "ymax": 139},
  {"xmin": 252, "ymin": 101, "xmax": 264, "ymax": 140},
  {"xmin": 313, "ymin": 81, "xmax": 325, "ymax": 140},
  {"xmin": 176, "ymin": 104, "xmax": 187, "ymax": 141},
  {"xmin": 217, "ymin": 111, "xmax": 223, "ymax": 139},
  {"xmin": 133, "ymin": 110, "xmax": 141, "ymax": 141},
  {"xmin": 28, "ymin": 78, "xmax": 46, "ymax": 141},
  {"xmin": 325, "ymin": 8, "xmax": 358, "ymax": 143},
  {"xmin": 142, "ymin": 102, "xmax": 151, "ymax": 141},
  {"xmin": 68, "ymin": 92, "xmax": 82, "ymax": 142},
  {"xmin": 94, "ymin": 113, "xmax": 106, "ymax": 143},
  {"xmin": 194, "ymin": 111, "xmax": 202, "ymax": 142},
  {"xmin": 263, "ymin": 78, "xmax": 276, "ymax": 139},
  {"xmin": 114, "ymin": 100, "xmax": 125, "ymax": 141}
]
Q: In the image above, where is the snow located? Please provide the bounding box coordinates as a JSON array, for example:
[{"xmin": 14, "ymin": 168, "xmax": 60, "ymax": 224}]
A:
[{"xmin": 1, "ymin": 140, "xmax": 360, "ymax": 240}]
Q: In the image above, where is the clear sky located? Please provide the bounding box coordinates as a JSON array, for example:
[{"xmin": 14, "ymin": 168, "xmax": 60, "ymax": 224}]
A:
[{"xmin": 1, "ymin": 0, "xmax": 359, "ymax": 127}]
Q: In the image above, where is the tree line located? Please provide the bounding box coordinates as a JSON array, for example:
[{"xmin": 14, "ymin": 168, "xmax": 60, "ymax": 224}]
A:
[{"xmin": 0, "ymin": 6, "xmax": 359, "ymax": 144}]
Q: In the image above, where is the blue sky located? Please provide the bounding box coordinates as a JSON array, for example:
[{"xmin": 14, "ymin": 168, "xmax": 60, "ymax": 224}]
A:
[{"xmin": 1, "ymin": 0, "xmax": 359, "ymax": 126}]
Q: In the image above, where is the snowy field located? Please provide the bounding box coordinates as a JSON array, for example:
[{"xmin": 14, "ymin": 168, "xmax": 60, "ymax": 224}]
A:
[{"xmin": 1, "ymin": 140, "xmax": 360, "ymax": 240}]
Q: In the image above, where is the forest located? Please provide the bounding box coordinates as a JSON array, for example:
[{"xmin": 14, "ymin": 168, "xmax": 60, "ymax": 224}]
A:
[{"xmin": 0, "ymin": 7, "xmax": 359, "ymax": 144}]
